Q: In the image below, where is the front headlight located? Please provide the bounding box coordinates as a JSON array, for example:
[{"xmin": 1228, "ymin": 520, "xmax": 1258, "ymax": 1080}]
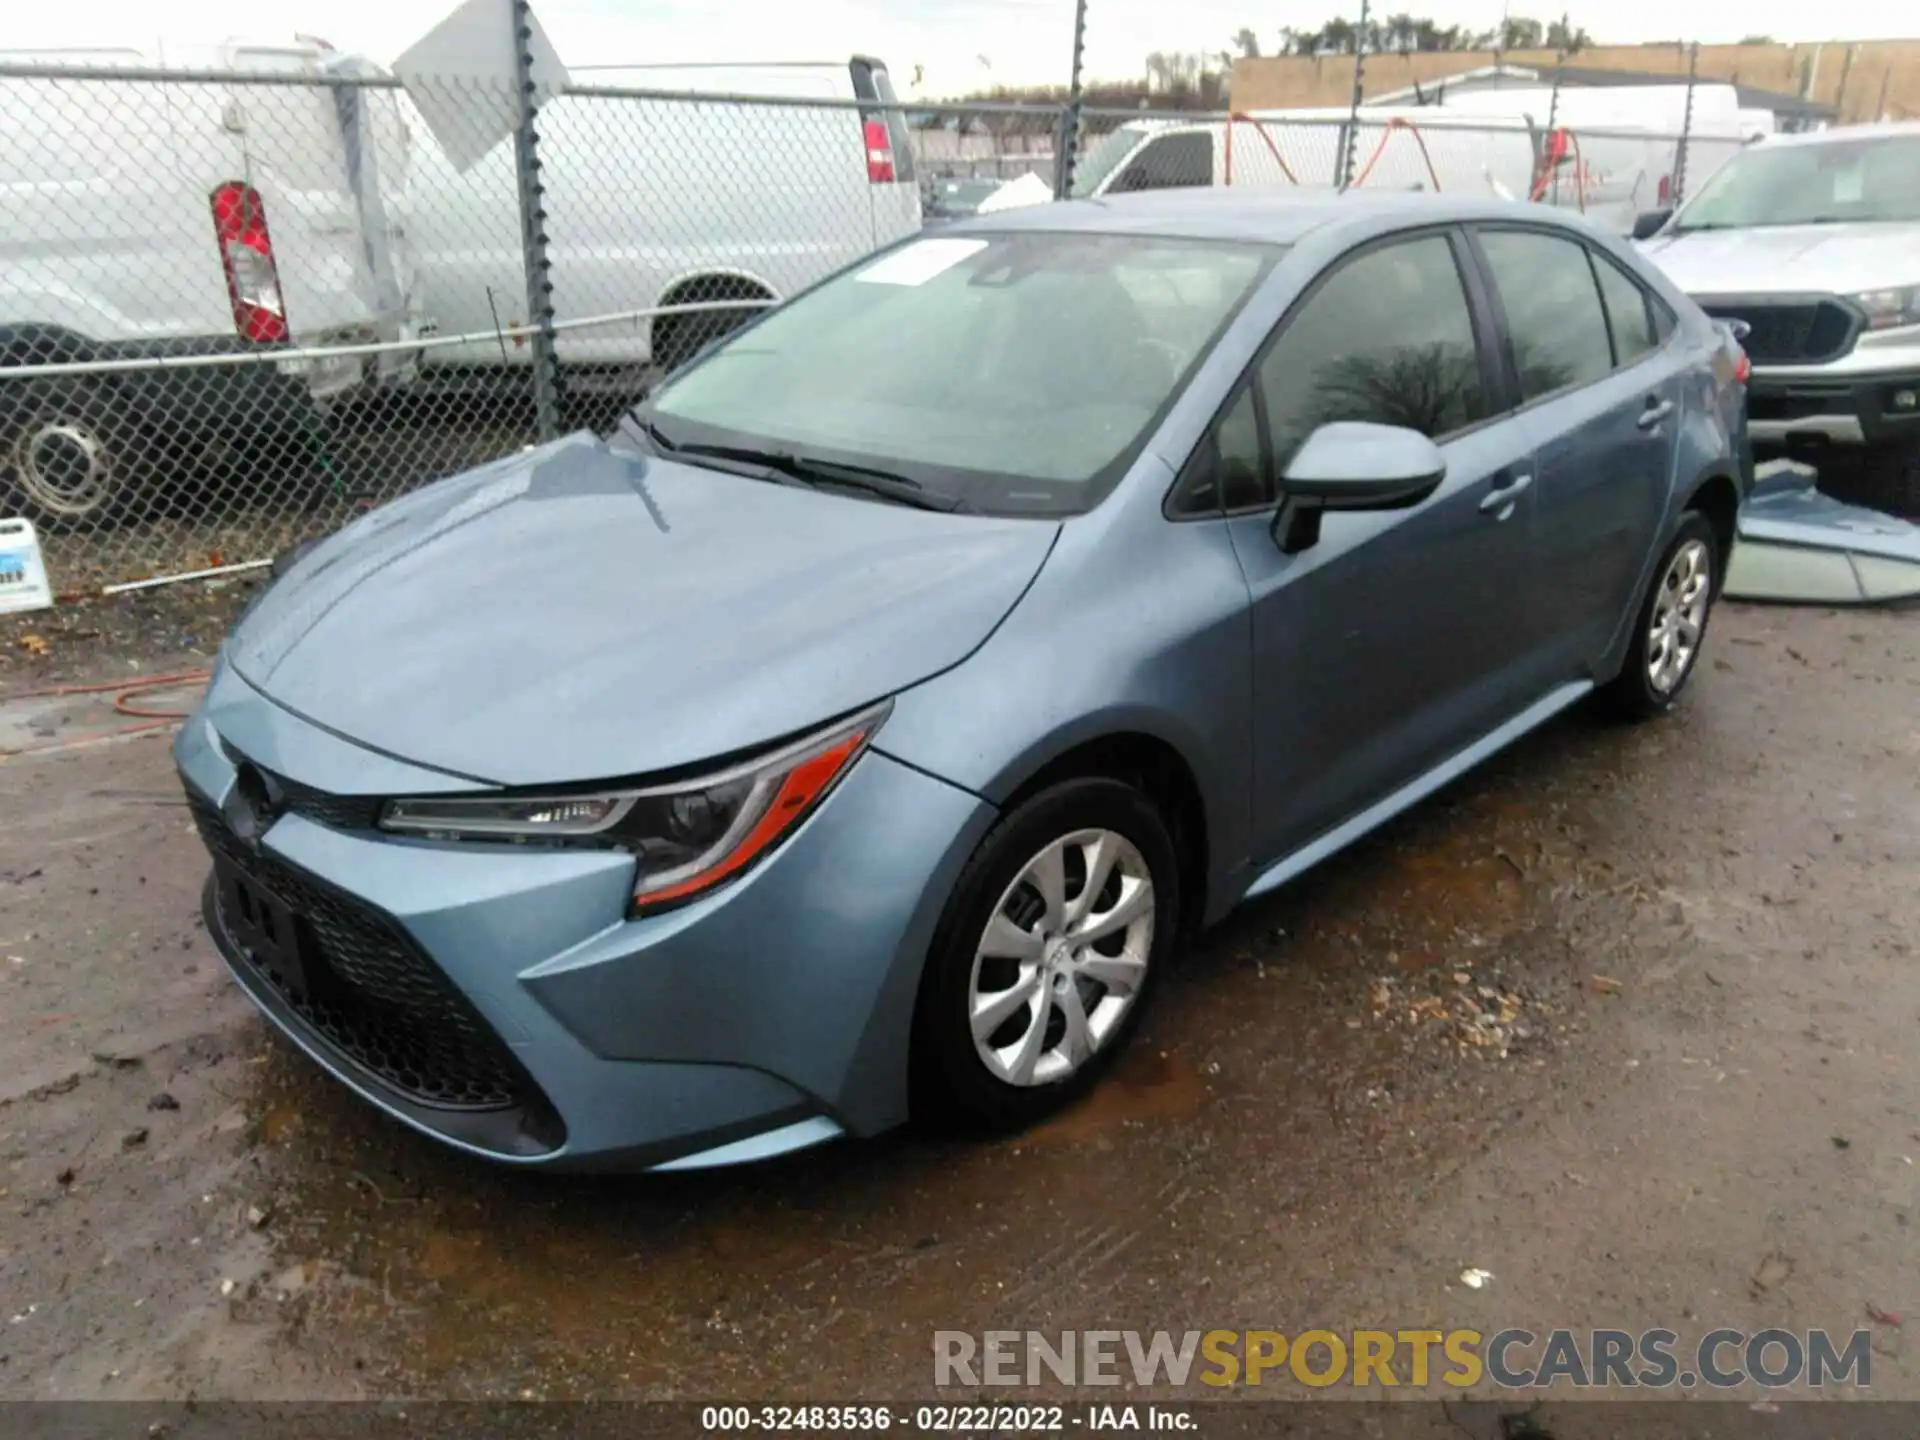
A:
[
  {"xmin": 1851, "ymin": 284, "xmax": 1920, "ymax": 331},
  {"xmin": 379, "ymin": 700, "xmax": 889, "ymax": 911}
]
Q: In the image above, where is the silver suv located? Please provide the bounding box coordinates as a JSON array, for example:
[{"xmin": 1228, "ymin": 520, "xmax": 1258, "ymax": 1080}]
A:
[{"xmin": 1636, "ymin": 123, "xmax": 1920, "ymax": 514}]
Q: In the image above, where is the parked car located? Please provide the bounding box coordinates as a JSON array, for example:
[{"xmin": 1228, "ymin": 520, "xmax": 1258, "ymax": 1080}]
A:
[
  {"xmin": 177, "ymin": 190, "xmax": 1748, "ymax": 1171},
  {"xmin": 1635, "ymin": 122, "xmax": 1920, "ymax": 516},
  {"xmin": 0, "ymin": 41, "xmax": 418, "ymax": 526},
  {"xmin": 922, "ymin": 176, "xmax": 1005, "ymax": 224},
  {"xmin": 402, "ymin": 57, "xmax": 922, "ymax": 385}
]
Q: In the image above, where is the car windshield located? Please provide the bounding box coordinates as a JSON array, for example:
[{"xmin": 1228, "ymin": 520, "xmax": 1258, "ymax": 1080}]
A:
[
  {"xmin": 1070, "ymin": 126, "xmax": 1150, "ymax": 198},
  {"xmin": 643, "ymin": 230, "xmax": 1277, "ymax": 516},
  {"xmin": 1673, "ymin": 134, "xmax": 1920, "ymax": 230}
]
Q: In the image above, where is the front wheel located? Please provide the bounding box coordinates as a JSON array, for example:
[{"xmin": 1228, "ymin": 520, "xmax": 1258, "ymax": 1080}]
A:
[
  {"xmin": 910, "ymin": 777, "xmax": 1180, "ymax": 1133},
  {"xmin": 1598, "ymin": 511, "xmax": 1719, "ymax": 720}
]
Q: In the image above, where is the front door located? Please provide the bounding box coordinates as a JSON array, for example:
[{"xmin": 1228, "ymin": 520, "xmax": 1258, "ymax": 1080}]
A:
[{"xmin": 1204, "ymin": 229, "xmax": 1556, "ymax": 865}]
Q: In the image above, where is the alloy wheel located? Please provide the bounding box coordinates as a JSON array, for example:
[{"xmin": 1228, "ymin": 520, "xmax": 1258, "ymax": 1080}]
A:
[
  {"xmin": 1646, "ymin": 537, "xmax": 1712, "ymax": 695},
  {"xmin": 967, "ymin": 828, "xmax": 1155, "ymax": 1087}
]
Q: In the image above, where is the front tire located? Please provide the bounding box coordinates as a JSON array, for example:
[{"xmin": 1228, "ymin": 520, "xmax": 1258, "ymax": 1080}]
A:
[
  {"xmin": 1598, "ymin": 511, "xmax": 1719, "ymax": 720},
  {"xmin": 911, "ymin": 777, "xmax": 1180, "ymax": 1133}
]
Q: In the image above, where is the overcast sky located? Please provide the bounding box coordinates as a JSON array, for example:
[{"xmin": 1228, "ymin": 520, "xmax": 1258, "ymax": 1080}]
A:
[{"xmin": 5, "ymin": 0, "xmax": 1910, "ymax": 96}]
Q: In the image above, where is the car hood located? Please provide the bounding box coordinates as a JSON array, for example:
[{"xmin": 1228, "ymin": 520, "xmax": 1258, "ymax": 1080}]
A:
[
  {"xmin": 227, "ymin": 434, "xmax": 1059, "ymax": 786},
  {"xmin": 1640, "ymin": 222, "xmax": 1915, "ymax": 298}
]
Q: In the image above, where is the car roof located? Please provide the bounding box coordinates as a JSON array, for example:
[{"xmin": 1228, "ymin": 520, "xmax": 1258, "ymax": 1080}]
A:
[{"xmin": 952, "ymin": 187, "xmax": 1592, "ymax": 245}]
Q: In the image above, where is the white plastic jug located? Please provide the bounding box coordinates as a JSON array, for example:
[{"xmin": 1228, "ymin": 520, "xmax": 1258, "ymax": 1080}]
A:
[{"xmin": 0, "ymin": 517, "xmax": 54, "ymax": 616}]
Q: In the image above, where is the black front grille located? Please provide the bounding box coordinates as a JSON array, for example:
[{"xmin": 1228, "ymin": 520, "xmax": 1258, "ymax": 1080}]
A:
[
  {"xmin": 265, "ymin": 770, "xmax": 384, "ymax": 831},
  {"xmin": 188, "ymin": 792, "xmax": 539, "ymax": 1117},
  {"xmin": 1700, "ymin": 298, "xmax": 1859, "ymax": 366}
]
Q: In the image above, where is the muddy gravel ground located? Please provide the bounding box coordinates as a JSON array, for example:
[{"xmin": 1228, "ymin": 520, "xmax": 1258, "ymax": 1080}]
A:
[{"xmin": 0, "ymin": 599, "xmax": 1916, "ymax": 1410}]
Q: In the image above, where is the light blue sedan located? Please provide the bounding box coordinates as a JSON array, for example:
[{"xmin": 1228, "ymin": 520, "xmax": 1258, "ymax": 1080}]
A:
[{"xmin": 177, "ymin": 189, "xmax": 1750, "ymax": 1170}]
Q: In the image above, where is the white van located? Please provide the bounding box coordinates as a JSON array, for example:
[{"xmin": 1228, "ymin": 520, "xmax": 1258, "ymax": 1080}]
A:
[
  {"xmin": 1070, "ymin": 109, "xmax": 1539, "ymax": 201},
  {"xmin": 404, "ymin": 56, "xmax": 923, "ymax": 381},
  {"xmin": 0, "ymin": 41, "xmax": 418, "ymax": 524},
  {"xmin": 1387, "ymin": 83, "xmax": 1750, "ymax": 229},
  {"xmin": 1067, "ymin": 93, "xmax": 1746, "ymax": 237}
]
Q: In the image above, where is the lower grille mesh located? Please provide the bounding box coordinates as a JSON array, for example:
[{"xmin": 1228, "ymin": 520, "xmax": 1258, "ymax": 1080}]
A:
[{"xmin": 189, "ymin": 793, "xmax": 530, "ymax": 1112}]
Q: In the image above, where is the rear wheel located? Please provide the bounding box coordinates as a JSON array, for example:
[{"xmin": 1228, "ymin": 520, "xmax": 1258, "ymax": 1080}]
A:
[
  {"xmin": 911, "ymin": 777, "xmax": 1179, "ymax": 1133},
  {"xmin": 1, "ymin": 382, "xmax": 136, "ymax": 528},
  {"xmin": 1598, "ymin": 511, "xmax": 1719, "ymax": 720},
  {"xmin": 650, "ymin": 278, "xmax": 775, "ymax": 375}
]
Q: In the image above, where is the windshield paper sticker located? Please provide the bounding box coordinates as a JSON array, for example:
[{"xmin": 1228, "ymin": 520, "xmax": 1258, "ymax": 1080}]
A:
[{"xmin": 855, "ymin": 238, "xmax": 988, "ymax": 286}]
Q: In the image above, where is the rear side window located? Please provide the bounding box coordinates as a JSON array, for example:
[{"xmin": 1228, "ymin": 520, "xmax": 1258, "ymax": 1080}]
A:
[
  {"xmin": 1478, "ymin": 230, "xmax": 1613, "ymax": 401},
  {"xmin": 1112, "ymin": 133, "xmax": 1212, "ymax": 193},
  {"xmin": 1592, "ymin": 252, "xmax": 1658, "ymax": 366},
  {"xmin": 1257, "ymin": 234, "xmax": 1489, "ymax": 468}
]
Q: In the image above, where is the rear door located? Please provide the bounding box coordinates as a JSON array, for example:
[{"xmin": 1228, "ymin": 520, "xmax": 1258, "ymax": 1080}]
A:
[
  {"xmin": 850, "ymin": 58, "xmax": 921, "ymax": 244},
  {"xmin": 220, "ymin": 45, "xmax": 405, "ymax": 392},
  {"xmin": 1469, "ymin": 226, "xmax": 1680, "ymax": 675}
]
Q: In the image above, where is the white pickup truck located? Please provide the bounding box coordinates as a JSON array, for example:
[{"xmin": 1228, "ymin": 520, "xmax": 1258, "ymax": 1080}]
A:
[{"xmin": 1636, "ymin": 123, "xmax": 1920, "ymax": 517}]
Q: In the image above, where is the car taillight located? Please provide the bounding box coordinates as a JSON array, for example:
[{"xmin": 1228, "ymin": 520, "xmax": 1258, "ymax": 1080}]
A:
[
  {"xmin": 863, "ymin": 118, "xmax": 896, "ymax": 184},
  {"xmin": 1735, "ymin": 351, "xmax": 1751, "ymax": 384},
  {"xmin": 209, "ymin": 182, "xmax": 288, "ymax": 343}
]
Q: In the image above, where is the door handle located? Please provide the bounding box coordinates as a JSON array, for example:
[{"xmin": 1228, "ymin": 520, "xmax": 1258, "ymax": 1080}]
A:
[
  {"xmin": 1637, "ymin": 397, "xmax": 1675, "ymax": 430},
  {"xmin": 1478, "ymin": 470, "xmax": 1533, "ymax": 518}
]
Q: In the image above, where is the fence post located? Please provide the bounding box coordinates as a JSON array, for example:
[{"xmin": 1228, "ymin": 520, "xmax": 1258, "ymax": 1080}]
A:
[
  {"xmin": 1672, "ymin": 41, "xmax": 1699, "ymax": 206},
  {"xmin": 510, "ymin": 0, "xmax": 561, "ymax": 442},
  {"xmin": 1339, "ymin": 0, "xmax": 1371, "ymax": 189},
  {"xmin": 1053, "ymin": 0, "xmax": 1089, "ymax": 199}
]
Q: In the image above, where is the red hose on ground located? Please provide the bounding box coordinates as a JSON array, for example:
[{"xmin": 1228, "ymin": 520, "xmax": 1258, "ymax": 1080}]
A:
[{"xmin": 0, "ymin": 668, "xmax": 212, "ymax": 756}]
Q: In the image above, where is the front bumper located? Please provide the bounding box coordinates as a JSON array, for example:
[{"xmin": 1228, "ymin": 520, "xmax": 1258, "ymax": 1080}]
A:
[
  {"xmin": 1746, "ymin": 367, "xmax": 1920, "ymax": 447},
  {"xmin": 174, "ymin": 673, "xmax": 995, "ymax": 1171}
]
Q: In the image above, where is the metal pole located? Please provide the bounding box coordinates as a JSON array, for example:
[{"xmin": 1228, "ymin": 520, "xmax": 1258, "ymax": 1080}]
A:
[
  {"xmin": 1672, "ymin": 41, "xmax": 1698, "ymax": 206},
  {"xmin": 1053, "ymin": 0, "xmax": 1089, "ymax": 199},
  {"xmin": 1339, "ymin": 0, "xmax": 1371, "ymax": 189},
  {"xmin": 510, "ymin": 0, "xmax": 561, "ymax": 442},
  {"xmin": 1542, "ymin": 31, "xmax": 1565, "ymax": 205}
]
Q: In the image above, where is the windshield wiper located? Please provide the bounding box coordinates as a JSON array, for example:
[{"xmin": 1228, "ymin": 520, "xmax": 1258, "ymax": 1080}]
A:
[
  {"xmin": 672, "ymin": 442, "xmax": 965, "ymax": 512},
  {"xmin": 621, "ymin": 418, "xmax": 812, "ymax": 489},
  {"xmin": 625, "ymin": 414, "xmax": 965, "ymax": 511}
]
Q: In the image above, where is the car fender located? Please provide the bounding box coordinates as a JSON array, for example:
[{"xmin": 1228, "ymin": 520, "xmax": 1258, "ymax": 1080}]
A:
[
  {"xmin": 873, "ymin": 494, "xmax": 1258, "ymax": 928},
  {"xmin": 1597, "ymin": 450, "xmax": 1745, "ymax": 682}
]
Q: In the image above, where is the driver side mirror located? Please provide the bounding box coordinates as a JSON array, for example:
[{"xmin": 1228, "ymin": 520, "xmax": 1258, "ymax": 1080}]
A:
[
  {"xmin": 1631, "ymin": 207, "xmax": 1673, "ymax": 240},
  {"xmin": 1271, "ymin": 422, "xmax": 1447, "ymax": 555}
]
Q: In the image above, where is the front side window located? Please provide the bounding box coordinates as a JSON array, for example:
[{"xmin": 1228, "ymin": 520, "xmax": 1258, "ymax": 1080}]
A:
[
  {"xmin": 1256, "ymin": 234, "xmax": 1490, "ymax": 471},
  {"xmin": 1170, "ymin": 383, "xmax": 1262, "ymax": 516},
  {"xmin": 646, "ymin": 231, "xmax": 1276, "ymax": 516},
  {"xmin": 1479, "ymin": 230, "xmax": 1613, "ymax": 402},
  {"xmin": 1110, "ymin": 133, "xmax": 1213, "ymax": 193}
]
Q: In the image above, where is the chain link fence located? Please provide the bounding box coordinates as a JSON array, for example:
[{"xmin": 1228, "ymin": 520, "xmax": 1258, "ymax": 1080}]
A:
[{"xmin": 0, "ymin": 49, "xmax": 1747, "ymax": 602}]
